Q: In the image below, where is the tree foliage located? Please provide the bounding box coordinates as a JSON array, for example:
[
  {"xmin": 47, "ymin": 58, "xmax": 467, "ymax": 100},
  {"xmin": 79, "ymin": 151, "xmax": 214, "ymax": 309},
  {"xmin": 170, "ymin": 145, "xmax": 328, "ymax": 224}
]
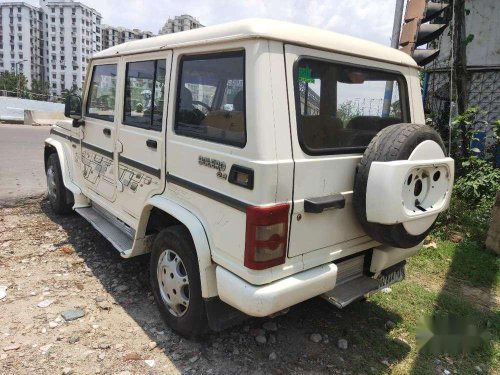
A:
[
  {"xmin": 61, "ymin": 84, "xmax": 80, "ymax": 100},
  {"xmin": 0, "ymin": 71, "xmax": 28, "ymax": 96}
]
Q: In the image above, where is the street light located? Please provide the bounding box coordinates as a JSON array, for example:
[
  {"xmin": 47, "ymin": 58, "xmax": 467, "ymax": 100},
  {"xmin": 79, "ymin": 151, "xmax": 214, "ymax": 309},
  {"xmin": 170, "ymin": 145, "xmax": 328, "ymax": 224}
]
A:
[
  {"xmin": 14, "ymin": 59, "xmax": 28, "ymax": 98},
  {"xmin": 14, "ymin": 59, "xmax": 28, "ymax": 75}
]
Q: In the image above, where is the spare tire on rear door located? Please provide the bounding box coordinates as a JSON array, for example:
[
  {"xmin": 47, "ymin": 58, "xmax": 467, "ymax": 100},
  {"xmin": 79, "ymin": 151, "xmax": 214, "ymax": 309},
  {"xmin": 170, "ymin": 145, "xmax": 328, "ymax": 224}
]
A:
[{"xmin": 353, "ymin": 123, "xmax": 454, "ymax": 248}]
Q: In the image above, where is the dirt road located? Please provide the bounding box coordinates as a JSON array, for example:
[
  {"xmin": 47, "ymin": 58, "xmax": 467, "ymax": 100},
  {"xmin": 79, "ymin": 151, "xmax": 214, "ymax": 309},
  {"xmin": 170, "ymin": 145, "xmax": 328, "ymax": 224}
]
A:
[{"xmin": 0, "ymin": 196, "xmax": 417, "ymax": 375}]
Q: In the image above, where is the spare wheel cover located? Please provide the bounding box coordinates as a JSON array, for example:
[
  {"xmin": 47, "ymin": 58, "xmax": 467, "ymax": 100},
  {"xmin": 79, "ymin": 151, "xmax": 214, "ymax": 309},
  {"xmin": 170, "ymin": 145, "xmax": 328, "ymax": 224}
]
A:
[{"xmin": 353, "ymin": 123, "xmax": 454, "ymax": 249}]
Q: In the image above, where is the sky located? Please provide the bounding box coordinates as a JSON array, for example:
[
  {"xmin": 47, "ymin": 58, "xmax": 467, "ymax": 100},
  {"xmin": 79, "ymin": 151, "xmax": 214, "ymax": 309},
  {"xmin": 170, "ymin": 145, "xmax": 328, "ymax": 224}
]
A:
[{"xmin": 17, "ymin": 0, "xmax": 399, "ymax": 46}]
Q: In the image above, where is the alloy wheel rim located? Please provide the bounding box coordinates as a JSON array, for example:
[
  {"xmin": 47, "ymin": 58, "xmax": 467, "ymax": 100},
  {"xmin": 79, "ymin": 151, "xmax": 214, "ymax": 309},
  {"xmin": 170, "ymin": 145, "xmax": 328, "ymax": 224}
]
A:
[{"xmin": 157, "ymin": 249, "xmax": 190, "ymax": 317}]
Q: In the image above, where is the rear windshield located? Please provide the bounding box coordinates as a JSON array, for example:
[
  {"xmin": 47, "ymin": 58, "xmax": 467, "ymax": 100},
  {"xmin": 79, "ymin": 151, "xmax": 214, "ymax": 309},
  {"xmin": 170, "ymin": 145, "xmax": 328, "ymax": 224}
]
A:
[{"xmin": 294, "ymin": 58, "xmax": 409, "ymax": 155}]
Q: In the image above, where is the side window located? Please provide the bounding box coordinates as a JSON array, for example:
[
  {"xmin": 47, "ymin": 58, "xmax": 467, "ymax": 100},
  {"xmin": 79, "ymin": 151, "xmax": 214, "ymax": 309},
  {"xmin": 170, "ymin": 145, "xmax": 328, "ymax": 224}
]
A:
[
  {"xmin": 175, "ymin": 50, "xmax": 246, "ymax": 147},
  {"xmin": 86, "ymin": 64, "xmax": 117, "ymax": 122},
  {"xmin": 295, "ymin": 58, "xmax": 409, "ymax": 155},
  {"xmin": 123, "ymin": 59, "xmax": 166, "ymax": 131}
]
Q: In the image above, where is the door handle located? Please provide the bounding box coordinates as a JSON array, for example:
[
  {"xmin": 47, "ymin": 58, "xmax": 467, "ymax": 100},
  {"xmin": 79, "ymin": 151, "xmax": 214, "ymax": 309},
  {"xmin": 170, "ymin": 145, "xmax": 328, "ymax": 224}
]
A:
[
  {"xmin": 146, "ymin": 139, "xmax": 157, "ymax": 149},
  {"xmin": 304, "ymin": 194, "xmax": 346, "ymax": 213},
  {"xmin": 103, "ymin": 128, "xmax": 111, "ymax": 136}
]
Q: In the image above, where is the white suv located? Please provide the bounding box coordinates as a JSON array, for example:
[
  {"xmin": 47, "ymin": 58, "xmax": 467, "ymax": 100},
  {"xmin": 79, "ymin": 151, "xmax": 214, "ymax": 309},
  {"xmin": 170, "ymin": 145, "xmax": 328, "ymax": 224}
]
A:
[{"xmin": 44, "ymin": 19, "xmax": 454, "ymax": 337}]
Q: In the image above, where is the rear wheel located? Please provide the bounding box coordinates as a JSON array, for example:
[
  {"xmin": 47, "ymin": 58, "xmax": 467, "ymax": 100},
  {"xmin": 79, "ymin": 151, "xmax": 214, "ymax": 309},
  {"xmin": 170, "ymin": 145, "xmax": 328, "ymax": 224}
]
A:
[
  {"xmin": 46, "ymin": 153, "xmax": 74, "ymax": 214},
  {"xmin": 150, "ymin": 225, "xmax": 208, "ymax": 338}
]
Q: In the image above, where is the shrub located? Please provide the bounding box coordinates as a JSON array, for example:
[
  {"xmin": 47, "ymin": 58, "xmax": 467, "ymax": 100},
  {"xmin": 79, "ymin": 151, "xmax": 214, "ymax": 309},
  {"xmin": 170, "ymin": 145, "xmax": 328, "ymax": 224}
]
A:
[
  {"xmin": 435, "ymin": 196, "xmax": 493, "ymax": 242},
  {"xmin": 454, "ymin": 156, "xmax": 500, "ymax": 205},
  {"xmin": 434, "ymin": 156, "xmax": 499, "ymax": 243}
]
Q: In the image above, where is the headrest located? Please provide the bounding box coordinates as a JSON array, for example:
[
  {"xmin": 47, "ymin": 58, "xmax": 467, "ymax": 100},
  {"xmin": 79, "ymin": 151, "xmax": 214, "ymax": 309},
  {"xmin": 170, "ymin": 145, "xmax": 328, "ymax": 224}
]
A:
[{"xmin": 347, "ymin": 116, "xmax": 381, "ymax": 130}]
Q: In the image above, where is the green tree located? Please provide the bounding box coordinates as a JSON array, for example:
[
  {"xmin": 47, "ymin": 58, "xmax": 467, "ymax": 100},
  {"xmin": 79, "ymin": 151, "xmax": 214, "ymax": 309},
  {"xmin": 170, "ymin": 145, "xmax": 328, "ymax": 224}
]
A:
[
  {"xmin": 31, "ymin": 79, "xmax": 51, "ymax": 101},
  {"xmin": 337, "ymin": 100, "xmax": 362, "ymax": 125},
  {"xmin": 60, "ymin": 84, "xmax": 81, "ymax": 101},
  {"xmin": 0, "ymin": 71, "xmax": 28, "ymax": 97}
]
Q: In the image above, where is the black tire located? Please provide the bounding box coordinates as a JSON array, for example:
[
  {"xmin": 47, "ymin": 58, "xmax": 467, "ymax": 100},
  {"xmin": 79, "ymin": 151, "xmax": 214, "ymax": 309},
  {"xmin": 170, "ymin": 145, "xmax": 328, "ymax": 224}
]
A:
[
  {"xmin": 353, "ymin": 123, "xmax": 445, "ymax": 248},
  {"xmin": 46, "ymin": 153, "xmax": 74, "ymax": 214},
  {"xmin": 150, "ymin": 225, "xmax": 208, "ymax": 338}
]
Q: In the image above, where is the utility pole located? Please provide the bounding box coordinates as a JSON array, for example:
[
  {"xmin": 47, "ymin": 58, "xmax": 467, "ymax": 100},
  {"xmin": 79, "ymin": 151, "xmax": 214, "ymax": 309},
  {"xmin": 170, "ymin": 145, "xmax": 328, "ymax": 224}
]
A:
[
  {"xmin": 450, "ymin": 0, "xmax": 469, "ymax": 157},
  {"xmin": 14, "ymin": 60, "xmax": 27, "ymax": 98},
  {"xmin": 451, "ymin": 0, "xmax": 468, "ymax": 116},
  {"xmin": 382, "ymin": 0, "xmax": 405, "ymax": 117}
]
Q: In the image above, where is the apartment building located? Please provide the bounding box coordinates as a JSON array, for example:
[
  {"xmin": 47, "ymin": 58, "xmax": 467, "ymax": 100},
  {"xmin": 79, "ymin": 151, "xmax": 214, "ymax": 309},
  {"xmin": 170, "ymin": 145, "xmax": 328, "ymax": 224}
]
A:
[
  {"xmin": 158, "ymin": 14, "xmax": 203, "ymax": 35},
  {"xmin": 39, "ymin": 0, "xmax": 102, "ymax": 95},
  {"xmin": 0, "ymin": 0, "xmax": 101, "ymax": 95},
  {"xmin": 0, "ymin": 2, "xmax": 44, "ymax": 88},
  {"xmin": 102, "ymin": 25, "xmax": 153, "ymax": 50}
]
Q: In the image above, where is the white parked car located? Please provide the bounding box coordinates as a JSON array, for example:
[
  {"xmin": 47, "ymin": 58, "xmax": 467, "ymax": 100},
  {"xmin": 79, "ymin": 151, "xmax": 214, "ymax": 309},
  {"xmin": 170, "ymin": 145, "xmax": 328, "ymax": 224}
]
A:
[{"xmin": 44, "ymin": 19, "xmax": 454, "ymax": 337}]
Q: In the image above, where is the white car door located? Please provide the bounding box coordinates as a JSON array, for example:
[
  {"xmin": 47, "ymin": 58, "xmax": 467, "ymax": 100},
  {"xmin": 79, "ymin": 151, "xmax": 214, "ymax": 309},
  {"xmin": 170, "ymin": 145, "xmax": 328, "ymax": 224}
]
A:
[
  {"xmin": 284, "ymin": 44, "xmax": 412, "ymax": 258},
  {"xmin": 115, "ymin": 51, "xmax": 172, "ymax": 219},
  {"xmin": 79, "ymin": 59, "xmax": 120, "ymax": 203}
]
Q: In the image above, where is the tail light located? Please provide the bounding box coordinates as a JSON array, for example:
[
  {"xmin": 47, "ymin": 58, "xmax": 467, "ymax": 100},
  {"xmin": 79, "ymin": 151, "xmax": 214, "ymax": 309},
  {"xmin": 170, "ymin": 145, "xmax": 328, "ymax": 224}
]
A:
[{"xmin": 244, "ymin": 203, "xmax": 290, "ymax": 270}]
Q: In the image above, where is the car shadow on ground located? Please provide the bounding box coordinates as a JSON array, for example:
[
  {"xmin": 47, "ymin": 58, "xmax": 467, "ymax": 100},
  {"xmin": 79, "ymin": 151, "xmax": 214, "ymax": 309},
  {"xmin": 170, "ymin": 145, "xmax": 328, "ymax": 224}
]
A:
[
  {"xmin": 409, "ymin": 240, "xmax": 499, "ymax": 375},
  {"xmin": 41, "ymin": 198, "xmax": 411, "ymax": 373}
]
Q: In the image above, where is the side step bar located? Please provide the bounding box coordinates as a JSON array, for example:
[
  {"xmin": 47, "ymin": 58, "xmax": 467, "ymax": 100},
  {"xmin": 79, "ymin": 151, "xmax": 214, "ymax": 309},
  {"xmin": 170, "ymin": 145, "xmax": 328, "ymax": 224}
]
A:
[
  {"xmin": 321, "ymin": 276, "xmax": 379, "ymax": 309},
  {"xmin": 75, "ymin": 206, "xmax": 134, "ymax": 255}
]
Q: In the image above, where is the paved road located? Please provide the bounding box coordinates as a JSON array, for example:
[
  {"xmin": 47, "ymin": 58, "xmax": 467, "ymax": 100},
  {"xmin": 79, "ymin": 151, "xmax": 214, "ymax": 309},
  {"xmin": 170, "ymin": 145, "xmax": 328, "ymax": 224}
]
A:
[{"xmin": 0, "ymin": 124, "xmax": 50, "ymax": 204}]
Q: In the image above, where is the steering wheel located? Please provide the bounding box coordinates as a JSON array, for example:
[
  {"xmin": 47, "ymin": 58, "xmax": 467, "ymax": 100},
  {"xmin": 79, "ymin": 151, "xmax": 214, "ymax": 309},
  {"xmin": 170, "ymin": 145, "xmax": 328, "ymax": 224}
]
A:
[{"xmin": 192, "ymin": 101, "xmax": 211, "ymax": 112}]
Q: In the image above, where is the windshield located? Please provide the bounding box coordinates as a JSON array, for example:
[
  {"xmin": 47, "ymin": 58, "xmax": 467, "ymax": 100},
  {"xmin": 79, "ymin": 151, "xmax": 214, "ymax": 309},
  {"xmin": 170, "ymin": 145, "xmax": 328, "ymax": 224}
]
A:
[{"xmin": 295, "ymin": 58, "xmax": 409, "ymax": 155}]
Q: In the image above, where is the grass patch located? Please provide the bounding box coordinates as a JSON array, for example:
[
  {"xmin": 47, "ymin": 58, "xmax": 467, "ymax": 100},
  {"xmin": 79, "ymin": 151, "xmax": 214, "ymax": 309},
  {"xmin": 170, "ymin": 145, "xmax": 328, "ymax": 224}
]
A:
[
  {"xmin": 364, "ymin": 236, "xmax": 500, "ymax": 374},
  {"xmin": 369, "ymin": 281, "xmax": 499, "ymax": 375},
  {"xmin": 408, "ymin": 239, "xmax": 500, "ymax": 290}
]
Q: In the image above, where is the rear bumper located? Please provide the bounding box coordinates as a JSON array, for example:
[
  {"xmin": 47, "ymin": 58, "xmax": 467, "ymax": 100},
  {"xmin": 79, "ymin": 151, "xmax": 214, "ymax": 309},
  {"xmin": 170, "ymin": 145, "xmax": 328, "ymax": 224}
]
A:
[{"xmin": 216, "ymin": 263, "xmax": 338, "ymax": 317}]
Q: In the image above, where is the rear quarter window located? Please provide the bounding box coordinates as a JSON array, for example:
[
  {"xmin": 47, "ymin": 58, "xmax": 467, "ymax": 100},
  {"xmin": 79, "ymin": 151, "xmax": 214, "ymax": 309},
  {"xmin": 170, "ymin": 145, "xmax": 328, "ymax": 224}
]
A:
[
  {"xmin": 294, "ymin": 58, "xmax": 410, "ymax": 155},
  {"xmin": 174, "ymin": 50, "xmax": 246, "ymax": 148}
]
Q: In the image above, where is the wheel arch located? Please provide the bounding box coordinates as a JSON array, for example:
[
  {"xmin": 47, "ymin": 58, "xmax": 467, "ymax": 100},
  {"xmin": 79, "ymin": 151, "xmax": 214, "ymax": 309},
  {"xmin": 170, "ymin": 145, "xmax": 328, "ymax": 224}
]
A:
[
  {"xmin": 44, "ymin": 138, "xmax": 81, "ymax": 196},
  {"xmin": 136, "ymin": 195, "xmax": 217, "ymax": 298}
]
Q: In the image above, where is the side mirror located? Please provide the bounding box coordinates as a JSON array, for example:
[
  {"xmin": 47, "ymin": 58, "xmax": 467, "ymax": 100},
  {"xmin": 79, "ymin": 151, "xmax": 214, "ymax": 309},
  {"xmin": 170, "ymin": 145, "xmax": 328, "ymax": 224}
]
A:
[{"xmin": 64, "ymin": 94, "xmax": 82, "ymax": 120}]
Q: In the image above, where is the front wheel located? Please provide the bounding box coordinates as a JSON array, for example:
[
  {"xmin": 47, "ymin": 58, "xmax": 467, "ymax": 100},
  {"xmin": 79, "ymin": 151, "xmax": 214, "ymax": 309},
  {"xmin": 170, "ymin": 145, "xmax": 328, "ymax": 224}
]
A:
[
  {"xmin": 46, "ymin": 153, "xmax": 74, "ymax": 214},
  {"xmin": 150, "ymin": 225, "xmax": 208, "ymax": 338}
]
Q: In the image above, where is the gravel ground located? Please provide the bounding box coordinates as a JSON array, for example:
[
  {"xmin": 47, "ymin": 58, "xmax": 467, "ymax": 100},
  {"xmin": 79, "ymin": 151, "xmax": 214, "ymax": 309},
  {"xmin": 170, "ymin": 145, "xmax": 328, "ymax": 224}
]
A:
[{"xmin": 0, "ymin": 196, "xmax": 415, "ymax": 375}]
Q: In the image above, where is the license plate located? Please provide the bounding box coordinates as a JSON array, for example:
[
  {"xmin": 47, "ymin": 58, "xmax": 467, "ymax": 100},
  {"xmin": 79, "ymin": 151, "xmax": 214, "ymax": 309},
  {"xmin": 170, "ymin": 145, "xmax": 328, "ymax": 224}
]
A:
[{"xmin": 377, "ymin": 266, "xmax": 405, "ymax": 289}]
